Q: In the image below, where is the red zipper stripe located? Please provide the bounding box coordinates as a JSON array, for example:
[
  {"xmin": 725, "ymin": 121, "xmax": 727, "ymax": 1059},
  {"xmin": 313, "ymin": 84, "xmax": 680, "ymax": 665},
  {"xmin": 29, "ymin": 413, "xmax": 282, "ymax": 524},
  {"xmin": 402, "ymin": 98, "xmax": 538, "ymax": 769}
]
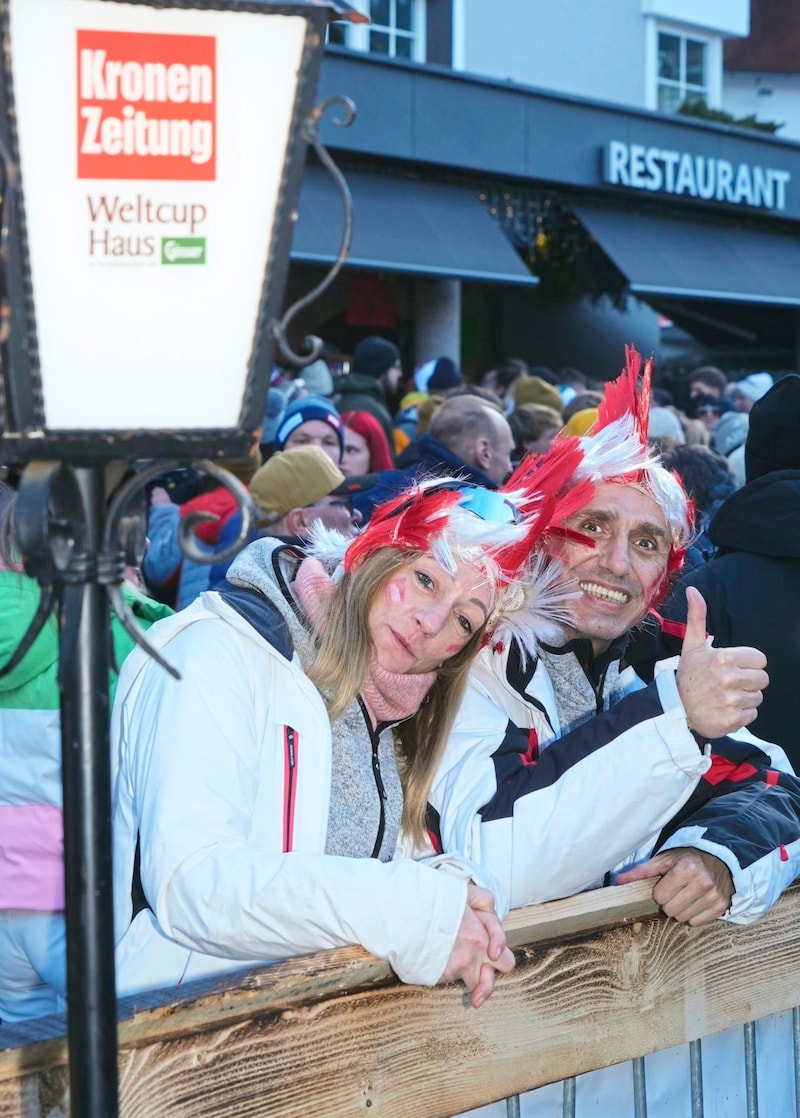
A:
[{"xmin": 283, "ymin": 726, "xmax": 298, "ymax": 853}]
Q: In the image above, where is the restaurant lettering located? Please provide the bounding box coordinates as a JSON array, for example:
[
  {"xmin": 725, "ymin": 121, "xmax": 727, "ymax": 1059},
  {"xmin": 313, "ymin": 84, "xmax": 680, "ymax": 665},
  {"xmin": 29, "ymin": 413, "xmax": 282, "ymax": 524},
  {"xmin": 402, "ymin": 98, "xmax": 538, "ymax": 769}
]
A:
[{"xmin": 604, "ymin": 140, "xmax": 790, "ymax": 212}]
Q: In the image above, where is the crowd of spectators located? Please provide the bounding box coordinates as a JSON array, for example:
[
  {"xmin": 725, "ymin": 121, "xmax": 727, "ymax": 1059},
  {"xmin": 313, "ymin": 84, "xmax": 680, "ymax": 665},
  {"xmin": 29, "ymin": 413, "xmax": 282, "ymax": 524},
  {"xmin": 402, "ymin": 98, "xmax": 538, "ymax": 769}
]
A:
[{"xmin": 2, "ymin": 338, "xmax": 799, "ymax": 1116}]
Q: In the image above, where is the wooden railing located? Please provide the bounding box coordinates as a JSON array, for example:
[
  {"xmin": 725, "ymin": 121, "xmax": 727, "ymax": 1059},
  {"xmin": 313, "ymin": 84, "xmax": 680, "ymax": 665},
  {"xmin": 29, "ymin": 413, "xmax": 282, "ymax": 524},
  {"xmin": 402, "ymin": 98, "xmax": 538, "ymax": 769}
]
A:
[{"xmin": 2, "ymin": 879, "xmax": 800, "ymax": 1118}]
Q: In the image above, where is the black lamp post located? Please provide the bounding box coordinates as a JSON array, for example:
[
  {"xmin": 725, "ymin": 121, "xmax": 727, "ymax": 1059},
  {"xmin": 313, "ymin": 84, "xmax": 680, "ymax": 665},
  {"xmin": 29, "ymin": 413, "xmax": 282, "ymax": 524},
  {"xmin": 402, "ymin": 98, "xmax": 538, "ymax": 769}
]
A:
[{"xmin": 0, "ymin": 1, "xmax": 361, "ymax": 1114}]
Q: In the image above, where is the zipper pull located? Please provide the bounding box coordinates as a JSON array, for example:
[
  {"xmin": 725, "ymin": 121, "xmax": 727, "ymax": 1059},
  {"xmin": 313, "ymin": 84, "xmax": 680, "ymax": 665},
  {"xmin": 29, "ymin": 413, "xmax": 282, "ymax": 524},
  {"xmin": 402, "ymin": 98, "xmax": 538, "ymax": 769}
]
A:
[{"xmin": 372, "ymin": 750, "xmax": 388, "ymax": 800}]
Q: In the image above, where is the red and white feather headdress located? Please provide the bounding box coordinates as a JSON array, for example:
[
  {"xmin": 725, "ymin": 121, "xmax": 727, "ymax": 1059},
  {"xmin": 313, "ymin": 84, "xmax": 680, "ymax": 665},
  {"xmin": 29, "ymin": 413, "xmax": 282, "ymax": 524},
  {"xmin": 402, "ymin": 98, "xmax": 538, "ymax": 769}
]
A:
[
  {"xmin": 309, "ymin": 435, "xmax": 595, "ymax": 654},
  {"xmin": 571, "ymin": 345, "xmax": 694, "ymax": 579}
]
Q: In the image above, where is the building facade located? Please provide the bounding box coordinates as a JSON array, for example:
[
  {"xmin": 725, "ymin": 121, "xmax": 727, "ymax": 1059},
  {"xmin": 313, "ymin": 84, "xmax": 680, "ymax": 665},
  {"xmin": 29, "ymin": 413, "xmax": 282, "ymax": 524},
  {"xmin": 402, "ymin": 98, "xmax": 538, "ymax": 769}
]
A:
[
  {"xmin": 723, "ymin": 0, "xmax": 800, "ymax": 142},
  {"xmin": 284, "ymin": 1, "xmax": 800, "ymax": 384}
]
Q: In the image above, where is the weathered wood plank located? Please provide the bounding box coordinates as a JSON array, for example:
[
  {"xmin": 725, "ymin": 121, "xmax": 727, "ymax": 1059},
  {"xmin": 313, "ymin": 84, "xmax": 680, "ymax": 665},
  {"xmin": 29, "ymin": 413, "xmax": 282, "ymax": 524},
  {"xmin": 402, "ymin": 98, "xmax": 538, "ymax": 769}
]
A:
[{"xmin": 2, "ymin": 881, "xmax": 799, "ymax": 1118}]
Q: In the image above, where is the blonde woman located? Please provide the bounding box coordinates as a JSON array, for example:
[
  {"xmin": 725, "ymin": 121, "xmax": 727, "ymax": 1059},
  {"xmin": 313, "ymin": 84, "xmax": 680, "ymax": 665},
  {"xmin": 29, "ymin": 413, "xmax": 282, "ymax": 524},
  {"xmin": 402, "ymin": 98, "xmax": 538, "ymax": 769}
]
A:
[{"xmin": 112, "ymin": 449, "xmax": 590, "ymax": 1007}]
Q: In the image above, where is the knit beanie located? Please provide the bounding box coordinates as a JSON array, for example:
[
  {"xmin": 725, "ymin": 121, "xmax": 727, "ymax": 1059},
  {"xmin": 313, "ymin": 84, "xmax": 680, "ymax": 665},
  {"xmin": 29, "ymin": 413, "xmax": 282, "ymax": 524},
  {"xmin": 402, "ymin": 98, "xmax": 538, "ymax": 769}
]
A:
[
  {"xmin": 300, "ymin": 358, "xmax": 335, "ymax": 398},
  {"xmin": 563, "ymin": 407, "xmax": 598, "ymax": 437},
  {"xmin": 648, "ymin": 407, "xmax": 685, "ymax": 444},
  {"xmin": 732, "ymin": 372, "xmax": 773, "ymax": 403},
  {"xmin": 428, "ymin": 357, "xmax": 464, "ymax": 392},
  {"xmin": 249, "ymin": 447, "xmax": 345, "ymax": 522},
  {"xmin": 510, "ymin": 375, "xmax": 564, "ymax": 415},
  {"xmin": 274, "ymin": 395, "xmax": 345, "ymax": 456},
  {"xmin": 352, "ymin": 336, "xmax": 400, "ymax": 381},
  {"xmin": 744, "ymin": 373, "xmax": 800, "ymax": 482}
]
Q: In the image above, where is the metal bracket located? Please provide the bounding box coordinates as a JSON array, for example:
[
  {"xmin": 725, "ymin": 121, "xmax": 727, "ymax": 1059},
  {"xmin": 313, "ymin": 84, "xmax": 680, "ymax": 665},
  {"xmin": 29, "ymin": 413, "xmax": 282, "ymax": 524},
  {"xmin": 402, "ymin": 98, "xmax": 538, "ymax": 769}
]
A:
[{"xmin": 271, "ymin": 95, "xmax": 356, "ymax": 366}]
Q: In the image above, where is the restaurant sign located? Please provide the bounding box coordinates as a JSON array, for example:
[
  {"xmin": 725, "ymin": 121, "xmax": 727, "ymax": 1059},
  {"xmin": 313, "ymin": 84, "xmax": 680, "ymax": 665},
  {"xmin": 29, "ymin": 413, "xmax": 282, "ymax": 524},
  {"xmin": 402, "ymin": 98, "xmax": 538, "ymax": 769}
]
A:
[{"xmin": 603, "ymin": 140, "xmax": 791, "ymax": 212}]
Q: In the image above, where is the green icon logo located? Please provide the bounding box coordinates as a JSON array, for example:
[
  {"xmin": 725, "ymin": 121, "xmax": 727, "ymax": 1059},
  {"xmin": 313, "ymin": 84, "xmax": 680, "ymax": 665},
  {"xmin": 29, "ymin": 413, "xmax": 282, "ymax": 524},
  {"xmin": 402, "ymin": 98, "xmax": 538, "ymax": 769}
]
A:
[{"xmin": 161, "ymin": 237, "xmax": 206, "ymax": 265}]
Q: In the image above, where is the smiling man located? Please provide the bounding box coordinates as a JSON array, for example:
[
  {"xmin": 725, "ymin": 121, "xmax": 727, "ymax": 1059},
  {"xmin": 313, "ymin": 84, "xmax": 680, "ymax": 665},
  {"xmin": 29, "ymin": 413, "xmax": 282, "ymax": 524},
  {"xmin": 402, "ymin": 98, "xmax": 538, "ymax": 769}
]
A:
[{"xmin": 425, "ymin": 349, "xmax": 800, "ymax": 933}]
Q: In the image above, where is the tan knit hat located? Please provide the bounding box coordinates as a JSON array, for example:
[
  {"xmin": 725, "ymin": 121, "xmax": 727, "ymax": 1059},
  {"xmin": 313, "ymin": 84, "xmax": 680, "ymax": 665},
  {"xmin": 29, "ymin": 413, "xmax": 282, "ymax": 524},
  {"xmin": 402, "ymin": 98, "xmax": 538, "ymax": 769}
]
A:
[
  {"xmin": 249, "ymin": 447, "xmax": 345, "ymax": 523},
  {"xmin": 509, "ymin": 375, "xmax": 564, "ymax": 414}
]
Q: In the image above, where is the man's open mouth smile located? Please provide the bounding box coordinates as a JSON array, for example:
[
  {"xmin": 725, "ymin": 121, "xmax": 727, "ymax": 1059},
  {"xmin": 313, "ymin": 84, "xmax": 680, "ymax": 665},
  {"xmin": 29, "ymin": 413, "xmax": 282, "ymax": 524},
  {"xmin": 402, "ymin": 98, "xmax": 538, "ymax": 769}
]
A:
[{"xmin": 579, "ymin": 582, "xmax": 631, "ymax": 605}]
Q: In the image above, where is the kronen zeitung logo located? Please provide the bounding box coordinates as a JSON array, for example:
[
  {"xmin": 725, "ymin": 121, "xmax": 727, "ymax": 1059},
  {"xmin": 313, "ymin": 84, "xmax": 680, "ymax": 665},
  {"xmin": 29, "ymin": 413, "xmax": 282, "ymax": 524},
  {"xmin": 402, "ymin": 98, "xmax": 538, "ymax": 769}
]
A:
[{"xmin": 77, "ymin": 29, "xmax": 215, "ymax": 180}]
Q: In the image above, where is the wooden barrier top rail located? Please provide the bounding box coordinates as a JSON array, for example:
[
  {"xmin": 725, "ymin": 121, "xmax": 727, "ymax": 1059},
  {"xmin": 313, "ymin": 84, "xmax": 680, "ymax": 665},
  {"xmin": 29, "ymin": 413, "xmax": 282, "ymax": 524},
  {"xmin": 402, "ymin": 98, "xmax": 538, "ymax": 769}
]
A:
[{"xmin": 2, "ymin": 879, "xmax": 800, "ymax": 1118}]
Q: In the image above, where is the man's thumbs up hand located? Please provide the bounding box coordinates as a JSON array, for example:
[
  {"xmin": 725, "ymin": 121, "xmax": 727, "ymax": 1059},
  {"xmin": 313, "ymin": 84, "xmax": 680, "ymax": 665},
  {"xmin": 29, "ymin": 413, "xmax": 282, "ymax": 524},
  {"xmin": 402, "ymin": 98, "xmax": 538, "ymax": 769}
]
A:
[
  {"xmin": 675, "ymin": 587, "xmax": 768, "ymax": 740},
  {"xmin": 681, "ymin": 585, "xmax": 709, "ymax": 653}
]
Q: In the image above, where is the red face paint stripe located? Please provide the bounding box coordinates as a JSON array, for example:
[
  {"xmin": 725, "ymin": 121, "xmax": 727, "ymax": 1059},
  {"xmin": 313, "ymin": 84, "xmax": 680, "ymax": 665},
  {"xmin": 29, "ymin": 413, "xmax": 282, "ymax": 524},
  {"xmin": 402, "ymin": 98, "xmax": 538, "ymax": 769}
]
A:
[{"xmin": 283, "ymin": 726, "xmax": 299, "ymax": 853}]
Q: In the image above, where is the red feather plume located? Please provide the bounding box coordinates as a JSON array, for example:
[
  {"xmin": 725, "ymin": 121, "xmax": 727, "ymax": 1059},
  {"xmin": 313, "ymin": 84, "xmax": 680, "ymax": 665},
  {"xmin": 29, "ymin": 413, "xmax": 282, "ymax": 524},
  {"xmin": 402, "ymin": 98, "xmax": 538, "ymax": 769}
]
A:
[
  {"xmin": 342, "ymin": 484, "xmax": 463, "ymax": 573},
  {"xmin": 595, "ymin": 343, "xmax": 653, "ymax": 450},
  {"xmin": 495, "ymin": 436, "xmax": 595, "ymax": 580}
]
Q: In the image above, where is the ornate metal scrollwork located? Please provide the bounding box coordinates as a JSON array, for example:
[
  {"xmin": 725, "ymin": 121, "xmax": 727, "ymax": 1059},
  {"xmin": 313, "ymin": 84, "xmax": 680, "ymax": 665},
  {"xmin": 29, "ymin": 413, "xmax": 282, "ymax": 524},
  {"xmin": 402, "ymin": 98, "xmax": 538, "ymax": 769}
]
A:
[
  {"xmin": 272, "ymin": 95, "xmax": 356, "ymax": 366},
  {"xmin": 1, "ymin": 459, "xmax": 256, "ymax": 682}
]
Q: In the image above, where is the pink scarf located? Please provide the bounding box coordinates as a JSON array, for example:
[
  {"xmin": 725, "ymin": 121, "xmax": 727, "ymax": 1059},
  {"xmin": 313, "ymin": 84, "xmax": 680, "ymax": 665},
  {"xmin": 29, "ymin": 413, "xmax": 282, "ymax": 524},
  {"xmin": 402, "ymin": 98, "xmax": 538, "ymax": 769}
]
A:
[{"xmin": 292, "ymin": 557, "xmax": 436, "ymax": 726}]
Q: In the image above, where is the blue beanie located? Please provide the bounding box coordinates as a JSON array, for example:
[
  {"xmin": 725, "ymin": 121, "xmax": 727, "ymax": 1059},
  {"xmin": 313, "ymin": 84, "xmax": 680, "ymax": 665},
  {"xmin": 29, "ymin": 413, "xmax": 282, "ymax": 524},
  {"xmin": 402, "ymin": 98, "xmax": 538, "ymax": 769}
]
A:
[{"xmin": 274, "ymin": 395, "xmax": 345, "ymax": 457}]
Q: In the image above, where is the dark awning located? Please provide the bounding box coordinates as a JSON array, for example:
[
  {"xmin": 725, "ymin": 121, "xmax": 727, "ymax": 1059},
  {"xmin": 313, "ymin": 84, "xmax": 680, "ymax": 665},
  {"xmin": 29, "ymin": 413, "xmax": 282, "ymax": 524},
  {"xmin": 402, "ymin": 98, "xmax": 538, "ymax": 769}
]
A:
[
  {"xmin": 291, "ymin": 166, "xmax": 538, "ymax": 285},
  {"xmin": 574, "ymin": 204, "xmax": 800, "ymax": 306}
]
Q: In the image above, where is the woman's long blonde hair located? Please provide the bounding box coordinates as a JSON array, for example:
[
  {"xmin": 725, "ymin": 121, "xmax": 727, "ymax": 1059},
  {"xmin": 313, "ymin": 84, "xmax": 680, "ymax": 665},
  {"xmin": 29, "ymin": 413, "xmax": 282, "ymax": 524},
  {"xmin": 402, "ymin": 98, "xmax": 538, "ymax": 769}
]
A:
[{"xmin": 306, "ymin": 546, "xmax": 489, "ymax": 846}]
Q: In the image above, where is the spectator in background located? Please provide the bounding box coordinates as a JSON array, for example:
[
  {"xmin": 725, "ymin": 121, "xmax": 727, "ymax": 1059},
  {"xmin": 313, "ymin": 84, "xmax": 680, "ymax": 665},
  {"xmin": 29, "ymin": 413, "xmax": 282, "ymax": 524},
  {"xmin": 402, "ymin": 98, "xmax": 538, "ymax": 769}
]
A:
[
  {"xmin": 689, "ymin": 392, "xmax": 735, "ymax": 437},
  {"xmin": 727, "ymin": 372, "xmax": 773, "ymax": 414},
  {"xmin": 557, "ymin": 365, "xmax": 588, "ymax": 395},
  {"xmin": 562, "ymin": 407, "xmax": 599, "ymax": 438},
  {"xmin": 712, "ymin": 410, "xmax": 749, "ymax": 459},
  {"xmin": 333, "ymin": 336, "xmax": 402, "ymax": 449},
  {"xmin": 712, "ymin": 410, "xmax": 750, "ymax": 488},
  {"xmin": 647, "ymin": 406, "xmax": 686, "ymax": 455},
  {"xmin": 208, "ymin": 446, "xmax": 360, "ymax": 588},
  {"xmin": 144, "ymin": 443, "xmax": 262, "ymax": 610},
  {"xmin": 428, "ymin": 357, "xmax": 464, "ymax": 395},
  {"xmin": 680, "ymin": 415, "xmax": 711, "ymax": 447},
  {"xmin": 661, "ymin": 444, "xmax": 736, "ymax": 561},
  {"xmin": 480, "ymin": 358, "xmax": 528, "ymax": 401},
  {"xmin": 394, "ymin": 358, "xmax": 463, "ymax": 455},
  {"xmin": 0, "ymin": 477, "xmax": 172, "ymax": 1022},
  {"xmin": 260, "ymin": 387, "xmax": 286, "ymax": 462},
  {"xmin": 656, "ymin": 374, "xmax": 800, "ymax": 766},
  {"xmin": 299, "ymin": 358, "xmax": 335, "ymax": 400},
  {"xmin": 506, "ymin": 374, "xmax": 564, "ymax": 418},
  {"xmin": 273, "ymin": 396, "xmax": 344, "ymax": 466},
  {"xmin": 688, "ymin": 365, "xmax": 728, "ymax": 402},
  {"xmin": 340, "ymin": 410, "xmax": 395, "ymax": 476},
  {"xmin": 417, "ymin": 395, "xmax": 515, "ymax": 487},
  {"xmin": 651, "ymin": 386, "xmax": 675, "ymax": 408},
  {"xmin": 508, "ymin": 403, "xmax": 563, "ymax": 461},
  {"xmin": 562, "ymin": 390, "xmax": 603, "ymax": 425},
  {"xmin": 393, "ymin": 362, "xmax": 434, "ymax": 451}
]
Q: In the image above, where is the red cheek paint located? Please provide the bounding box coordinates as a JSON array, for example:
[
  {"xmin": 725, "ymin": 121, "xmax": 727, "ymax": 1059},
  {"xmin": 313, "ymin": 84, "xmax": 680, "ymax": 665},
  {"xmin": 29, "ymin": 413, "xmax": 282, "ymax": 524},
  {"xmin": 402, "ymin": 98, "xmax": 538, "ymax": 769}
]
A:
[
  {"xmin": 386, "ymin": 578, "xmax": 405, "ymax": 605},
  {"xmin": 445, "ymin": 642, "xmax": 463, "ymax": 654}
]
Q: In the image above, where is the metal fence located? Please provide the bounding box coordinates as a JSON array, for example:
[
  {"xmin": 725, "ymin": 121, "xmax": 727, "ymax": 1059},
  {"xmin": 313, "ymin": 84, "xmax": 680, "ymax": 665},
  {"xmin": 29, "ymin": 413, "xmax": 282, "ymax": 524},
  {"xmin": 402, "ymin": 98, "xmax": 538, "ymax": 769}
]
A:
[{"xmin": 462, "ymin": 1001, "xmax": 800, "ymax": 1118}]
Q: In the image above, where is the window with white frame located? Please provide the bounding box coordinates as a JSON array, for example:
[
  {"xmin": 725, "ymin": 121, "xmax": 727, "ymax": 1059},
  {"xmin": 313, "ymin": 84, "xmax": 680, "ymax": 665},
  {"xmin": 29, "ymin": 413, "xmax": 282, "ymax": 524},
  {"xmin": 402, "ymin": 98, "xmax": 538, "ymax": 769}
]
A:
[
  {"xmin": 657, "ymin": 30, "xmax": 709, "ymax": 113},
  {"xmin": 328, "ymin": 0, "xmax": 426, "ymax": 62}
]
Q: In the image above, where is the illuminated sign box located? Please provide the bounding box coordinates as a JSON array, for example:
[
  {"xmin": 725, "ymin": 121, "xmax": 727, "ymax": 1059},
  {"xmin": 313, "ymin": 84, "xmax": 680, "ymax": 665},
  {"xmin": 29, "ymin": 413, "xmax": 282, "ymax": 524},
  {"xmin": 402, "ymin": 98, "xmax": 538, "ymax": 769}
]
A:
[{"xmin": 1, "ymin": 0, "xmax": 335, "ymax": 458}]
